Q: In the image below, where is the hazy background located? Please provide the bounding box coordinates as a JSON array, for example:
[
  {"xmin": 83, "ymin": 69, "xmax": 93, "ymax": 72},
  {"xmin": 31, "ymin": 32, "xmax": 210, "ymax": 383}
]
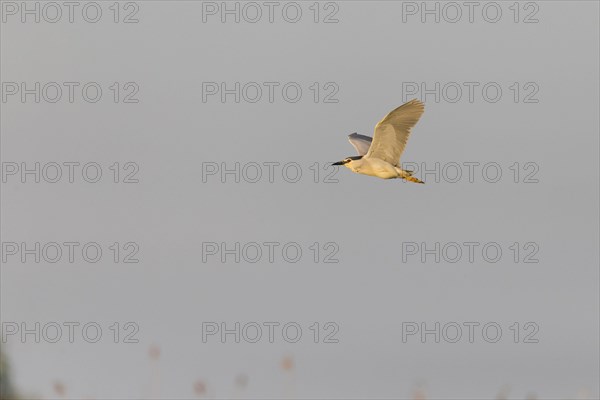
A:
[{"xmin": 1, "ymin": 1, "xmax": 599, "ymax": 399}]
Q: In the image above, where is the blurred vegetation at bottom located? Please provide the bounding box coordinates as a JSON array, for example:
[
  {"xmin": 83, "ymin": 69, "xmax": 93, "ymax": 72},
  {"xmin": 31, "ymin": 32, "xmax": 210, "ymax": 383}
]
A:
[{"xmin": 0, "ymin": 347, "xmax": 20, "ymax": 400}]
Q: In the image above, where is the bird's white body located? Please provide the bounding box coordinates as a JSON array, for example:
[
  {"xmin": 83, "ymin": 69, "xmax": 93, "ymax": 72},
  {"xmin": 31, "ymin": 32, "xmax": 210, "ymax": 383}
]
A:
[
  {"xmin": 344, "ymin": 157, "xmax": 412, "ymax": 180},
  {"xmin": 333, "ymin": 99, "xmax": 425, "ymax": 183}
]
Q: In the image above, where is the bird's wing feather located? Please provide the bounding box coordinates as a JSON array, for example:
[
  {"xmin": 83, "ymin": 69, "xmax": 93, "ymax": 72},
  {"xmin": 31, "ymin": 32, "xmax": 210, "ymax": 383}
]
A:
[
  {"xmin": 348, "ymin": 133, "xmax": 372, "ymax": 156},
  {"xmin": 365, "ymin": 99, "xmax": 424, "ymax": 166}
]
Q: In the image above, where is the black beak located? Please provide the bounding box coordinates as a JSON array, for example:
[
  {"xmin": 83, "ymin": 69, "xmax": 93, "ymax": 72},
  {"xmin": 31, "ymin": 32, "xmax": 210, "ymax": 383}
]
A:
[{"xmin": 332, "ymin": 161, "xmax": 344, "ymax": 166}]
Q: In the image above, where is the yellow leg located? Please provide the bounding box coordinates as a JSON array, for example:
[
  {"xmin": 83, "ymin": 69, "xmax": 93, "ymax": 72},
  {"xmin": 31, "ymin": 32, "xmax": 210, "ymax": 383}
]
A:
[{"xmin": 405, "ymin": 176, "xmax": 425, "ymax": 184}]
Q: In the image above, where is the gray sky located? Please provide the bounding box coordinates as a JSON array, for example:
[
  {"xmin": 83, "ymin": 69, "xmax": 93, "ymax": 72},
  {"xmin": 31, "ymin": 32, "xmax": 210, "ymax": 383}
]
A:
[{"xmin": 1, "ymin": 1, "xmax": 599, "ymax": 399}]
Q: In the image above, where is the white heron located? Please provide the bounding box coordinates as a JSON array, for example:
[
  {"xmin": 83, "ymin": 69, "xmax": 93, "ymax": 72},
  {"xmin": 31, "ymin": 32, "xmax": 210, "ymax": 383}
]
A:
[{"xmin": 332, "ymin": 99, "xmax": 425, "ymax": 183}]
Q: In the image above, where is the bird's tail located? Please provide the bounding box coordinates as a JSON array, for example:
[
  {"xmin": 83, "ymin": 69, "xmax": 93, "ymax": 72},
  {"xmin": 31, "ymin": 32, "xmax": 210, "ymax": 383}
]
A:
[{"xmin": 405, "ymin": 175, "xmax": 424, "ymax": 184}]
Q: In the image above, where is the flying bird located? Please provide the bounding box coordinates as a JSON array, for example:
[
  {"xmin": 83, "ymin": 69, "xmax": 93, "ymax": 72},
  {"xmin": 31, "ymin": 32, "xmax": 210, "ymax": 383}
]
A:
[{"xmin": 332, "ymin": 99, "xmax": 425, "ymax": 183}]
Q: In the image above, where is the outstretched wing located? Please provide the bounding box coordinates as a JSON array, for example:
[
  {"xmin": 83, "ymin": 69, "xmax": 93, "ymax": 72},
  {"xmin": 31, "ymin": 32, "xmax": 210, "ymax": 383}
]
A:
[
  {"xmin": 365, "ymin": 99, "xmax": 424, "ymax": 166},
  {"xmin": 348, "ymin": 133, "xmax": 372, "ymax": 156}
]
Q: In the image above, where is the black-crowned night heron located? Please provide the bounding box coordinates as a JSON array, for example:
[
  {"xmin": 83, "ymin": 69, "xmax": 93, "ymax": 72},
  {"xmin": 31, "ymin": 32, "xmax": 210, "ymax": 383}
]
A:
[{"xmin": 333, "ymin": 99, "xmax": 425, "ymax": 183}]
